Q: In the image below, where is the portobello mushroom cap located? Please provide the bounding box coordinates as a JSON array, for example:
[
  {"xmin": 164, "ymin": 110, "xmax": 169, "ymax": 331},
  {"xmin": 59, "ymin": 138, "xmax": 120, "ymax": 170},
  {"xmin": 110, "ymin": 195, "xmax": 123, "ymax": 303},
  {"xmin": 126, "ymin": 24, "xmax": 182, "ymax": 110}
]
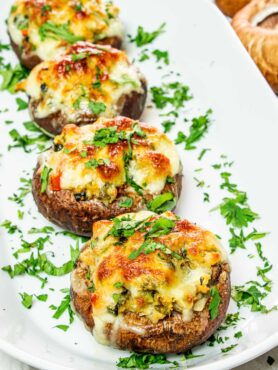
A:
[
  {"xmin": 71, "ymin": 211, "xmax": 231, "ymax": 353},
  {"xmin": 32, "ymin": 117, "xmax": 183, "ymax": 236},
  {"xmin": 19, "ymin": 42, "xmax": 147, "ymax": 136},
  {"xmin": 8, "ymin": 0, "xmax": 124, "ymax": 69}
]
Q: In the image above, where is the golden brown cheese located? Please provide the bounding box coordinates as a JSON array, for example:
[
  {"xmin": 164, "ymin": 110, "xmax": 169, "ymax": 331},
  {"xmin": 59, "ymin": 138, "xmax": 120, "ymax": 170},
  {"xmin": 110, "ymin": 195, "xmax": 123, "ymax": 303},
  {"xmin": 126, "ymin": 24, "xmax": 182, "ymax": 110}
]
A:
[
  {"xmin": 19, "ymin": 43, "xmax": 144, "ymax": 122},
  {"xmin": 73, "ymin": 211, "xmax": 228, "ymax": 345},
  {"xmin": 38, "ymin": 117, "xmax": 181, "ymax": 201},
  {"xmin": 8, "ymin": 0, "xmax": 123, "ymax": 61}
]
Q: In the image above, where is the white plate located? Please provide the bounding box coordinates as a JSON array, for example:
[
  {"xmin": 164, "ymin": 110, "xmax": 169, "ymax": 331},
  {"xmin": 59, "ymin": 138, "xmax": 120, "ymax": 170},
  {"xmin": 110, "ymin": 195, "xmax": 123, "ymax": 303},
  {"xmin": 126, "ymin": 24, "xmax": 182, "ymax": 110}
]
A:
[{"xmin": 0, "ymin": 0, "xmax": 278, "ymax": 369}]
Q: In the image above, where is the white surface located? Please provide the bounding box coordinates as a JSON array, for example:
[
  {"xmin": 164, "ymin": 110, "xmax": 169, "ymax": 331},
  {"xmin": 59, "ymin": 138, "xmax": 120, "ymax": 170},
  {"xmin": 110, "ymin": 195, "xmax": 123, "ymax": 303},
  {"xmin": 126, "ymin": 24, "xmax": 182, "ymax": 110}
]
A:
[{"xmin": 0, "ymin": 0, "xmax": 278, "ymax": 369}]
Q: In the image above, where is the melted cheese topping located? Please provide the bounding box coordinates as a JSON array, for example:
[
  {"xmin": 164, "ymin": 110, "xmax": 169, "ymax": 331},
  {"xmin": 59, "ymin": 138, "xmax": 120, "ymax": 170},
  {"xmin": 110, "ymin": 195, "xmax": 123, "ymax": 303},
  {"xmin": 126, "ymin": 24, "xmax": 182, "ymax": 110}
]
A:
[
  {"xmin": 20, "ymin": 42, "xmax": 144, "ymax": 122},
  {"xmin": 38, "ymin": 117, "xmax": 181, "ymax": 201},
  {"xmin": 8, "ymin": 0, "xmax": 123, "ymax": 61},
  {"xmin": 73, "ymin": 211, "xmax": 228, "ymax": 345}
]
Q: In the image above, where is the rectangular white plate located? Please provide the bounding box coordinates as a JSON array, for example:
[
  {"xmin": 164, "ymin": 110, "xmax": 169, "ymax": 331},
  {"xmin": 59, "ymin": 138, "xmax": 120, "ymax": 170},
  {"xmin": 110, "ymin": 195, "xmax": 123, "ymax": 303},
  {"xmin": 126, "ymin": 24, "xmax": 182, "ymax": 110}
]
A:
[{"xmin": 0, "ymin": 0, "xmax": 277, "ymax": 369}]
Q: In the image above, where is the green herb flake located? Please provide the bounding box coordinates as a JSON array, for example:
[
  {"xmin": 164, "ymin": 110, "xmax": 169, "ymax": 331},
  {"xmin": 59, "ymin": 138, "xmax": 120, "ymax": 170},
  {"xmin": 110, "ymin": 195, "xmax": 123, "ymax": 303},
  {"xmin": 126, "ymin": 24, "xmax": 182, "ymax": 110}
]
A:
[
  {"xmin": 71, "ymin": 52, "xmax": 89, "ymax": 62},
  {"xmin": 152, "ymin": 49, "xmax": 169, "ymax": 65},
  {"xmin": 16, "ymin": 97, "xmax": 28, "ymax": 111},
  {"xmin": 114, "ymin": 282, "xmax": 124, "ymax": 288},
  {"xmin": 209, "ymin": 287, "xmax": 220, "ymax": 320},
  {"xmin": 151, "ymin": 81, "xmax": 192, "ymax": 110},
  {"xmin": 117, "ymin": 352, "xmax": 177, "ymax": 369},
  {"xmin": 119, "ymin": 197, "xmax": 133, "ymax": 208},
  {"xmin": 161, "ymin": 120, "xmax": 175, "ymax": 133},
  {"xmin": 19, "ymin": 292, "xmax": 33, "ymax": 309},
  {"xmin": 221, "ymin": 344, "xmax": 238, "ymax": 353},
  {"xmin": 88, "ymin": 101, "xmax": 106, "ymax": 115},
  {"xmin": 39, "ymin": 22, "xmax": 85, "ymax": 44},
  {"xmin": 40, "ymin": 166, "xmax": 52, "ymax": 193},
  {"xmin": 55, "ymin": 324, "xmax": 69, "ymax": 332},
  {"xmin": 131, "ymin": 23, "xmax": 166, "ymax": 47},
  {"xmin": 147, "ymin": 192, "xmax": 176, "ymax": 213},
  {"xmin": 36, "ymin": 294, "xmax": 48, "ymax": 302}
]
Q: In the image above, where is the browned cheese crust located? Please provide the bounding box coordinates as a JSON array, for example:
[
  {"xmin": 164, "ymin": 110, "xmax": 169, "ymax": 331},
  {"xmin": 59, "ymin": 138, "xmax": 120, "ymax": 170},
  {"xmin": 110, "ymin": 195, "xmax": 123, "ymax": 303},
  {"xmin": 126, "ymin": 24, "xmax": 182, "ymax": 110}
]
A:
[
  {"xmin": 29, "ymin": 80, "xmax": 147, "ymax": 136},
  {"xmin": 70, "ymin": 213, "xmax": 231, "ymax": 354},
  {"xmin": 9, "ymin": 33, "xmax": 122, "ymax": 70}
]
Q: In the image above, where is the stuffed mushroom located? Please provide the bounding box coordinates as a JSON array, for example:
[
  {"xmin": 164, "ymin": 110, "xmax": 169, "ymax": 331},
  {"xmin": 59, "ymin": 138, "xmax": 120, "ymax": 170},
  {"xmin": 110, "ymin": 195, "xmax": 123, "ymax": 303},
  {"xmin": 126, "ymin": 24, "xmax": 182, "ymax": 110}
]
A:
[
  {"xmin": 18, "ymin": 42, "xmax": 147, "ymax": 135},
  {"xmin": 8, "ymin": 0, "xmax": 124, "ymax": 69},
  {"xmin": 71, "ymin": 210, "xmax": 231, "ymax": 353},
  {"xmin": 32, "ymin": 117, "xmax": 183, "ymax": 236}
]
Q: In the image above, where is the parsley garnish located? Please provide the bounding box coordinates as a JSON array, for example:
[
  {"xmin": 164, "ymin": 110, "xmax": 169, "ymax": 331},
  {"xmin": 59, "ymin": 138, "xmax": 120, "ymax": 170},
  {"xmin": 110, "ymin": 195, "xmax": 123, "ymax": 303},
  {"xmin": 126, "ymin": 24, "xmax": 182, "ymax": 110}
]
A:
[
  {"xmin": 161, "ymin": 120, "xmax": 175, "ymax": 133},
  {"xmin": 0, "ymin": 220, "xmax": 22, "ymax": 234},
  {"xmin": 119, "ymin": 197, "xmax": 133, "ymax": 208},
  {"xmin": 39, "ymin": 22, "xmax": 85, "ymax": 44},
  {"xmin": 41, "ymin": 4, "xmax": 52, "ymax": 16},
  {"xmin": 182, "ymin": 350, "xmax": 204, "ymax": 360},
  {"xmin": 151, "ymin": 81, "xmax": 192, "ymax": 110},
  {"xmin": 55, "ymin": 324, "xmax": 69, "ymax": 332},
  {"xmin": 71, "ymin": 52, "xmax": 89, "ymax": 62},
  {"xmin": 152, "ymin": 49, "xmax": 169, "ymax": 65},
  {"xmin": 36, "ymin": 294, "xmax": 48, "ymax": 302},
  {"xmin": 40, "ymin": 166, "xmax": 52, "ymax": 193},
  {"xmin": 131, "ymin": 23, "xmax": 166, "ymax": 47},
  {"xmin": 52, "ymin": 292, "xmax": 75, "ymax": 324},
  {"xmin": 209, "ymin": 287, "xmax": 220, "ymax": 320},
  {"xmin": 147, "ymin": 192, "xmax": 176, "ymax": 213},
  {"xmin": 19, "ymin": 292, "xmax": 33, "ymax": 309},
  {"xmin": 221, "ymin": 344, "xmax": 238, "ymax": 353},
  {"xmin": 8, "ymin": 128, "xmax": 50, "ymax": 153},
  {"xmin": 175, "ymin": 109, "xmax": 212, "ymax": 150},
  {"xmin": 88, "ymin": 101, "xmax": 106, "ymax": 115},
  {"xmin": 117, "ymin": 352, "xmax": 177, "ymax": 369},
  {"xmin": 0, "ymin": 63, "xmax": 29, "ymax": 93},
  {"xmin": 16, "ymin": 97, "xmax": 28, "ymax": 111}
]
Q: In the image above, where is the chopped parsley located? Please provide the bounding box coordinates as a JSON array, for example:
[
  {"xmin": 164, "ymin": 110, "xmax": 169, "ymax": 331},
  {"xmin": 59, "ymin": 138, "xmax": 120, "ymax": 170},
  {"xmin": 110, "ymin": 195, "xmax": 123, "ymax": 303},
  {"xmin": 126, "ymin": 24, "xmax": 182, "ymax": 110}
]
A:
[
  {"xmin": 0, "ymin": 63, "xmax": 29, "ymax": 93},
  {"xmin": 41, "ymin": 4, "xmax": 52, "ymax": 16},
  {"xmin": 117, "ymin": 352, "xmax": 177, "ymax": 369},
  {"xmin": 29, "ymin": 226, "xmax": 55, "ymax": 235},
  {"xmin": 16, "ymin": 97, "xmax": 28, "ymax": 111},
  {"xmin": 88, "ymin": 101, "xmax": 106, "ymax": 115},
  {"xmin": 19, "ymin": 292, "xmax": 33, "ymax": 309},
  {"xmin": 151, "ymin": 81, "xmax": 192, "ymax": 110},
  {"xmin": 71, "ymin": 52, "xmax": 89, "ymax": 62},
  {"xmin": 119, "ymin": 197, "xmax": 133, "ymax": 208},
  {"xmin": 40, "ymin": 166, "xmax": 52, "ymax": 193},
  {"xmin": 152, "ymin": 49, "xmax": 169, "ymax": 65},
  {"xmin": 0, "ymin": 220, "xmax": 22, "ymax": 234},
  {"xmin": 209, "ymin": 287, "xmax": 220, "ymax": 320},
  {"xmin": 36, "ymin": 294, "xmax": 48, "ymax": 302},
  {"xmin": 55, "ymin": 324, "xmax": 69, "ymax": 332},
  {"xmin": 52, "ymin": 292, "xmax": 75, "ymax": 324},
  {"xmin": 8, "ymin": 128, "xmax": 50, "ymax": 153},
  {"xmin": 147, "ymin": 192, "xmax": 176, "ymax": 213},
  {"xmin": 8, "ymin": 177, "xmax": 32, "ymax": 206},
  {"xmin": 39, "ymin": 22, "xmax": 84, "ymax": 43},
  {"xmin": 161, "ymin": 120, "xmax": 175, "ymax": 133},
  {"xmin": 131, "ymin": 23, "xmax": 166, "ymax": 47},
  {"xmin": 221, "ymin": 344, "xmax": 238, "ymax": 353},
  {"xmin": 175, "ymin": 109, "xmax": 212, "ymax": 150},
  {"xmin": 182, "ymin": 350, "xmax": 204, "ymax": 360}
]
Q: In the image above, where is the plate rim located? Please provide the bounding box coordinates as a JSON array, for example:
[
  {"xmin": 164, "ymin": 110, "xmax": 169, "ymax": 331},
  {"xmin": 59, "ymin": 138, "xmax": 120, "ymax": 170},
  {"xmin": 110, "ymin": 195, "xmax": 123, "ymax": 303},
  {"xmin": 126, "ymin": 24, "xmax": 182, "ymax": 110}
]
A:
[
  {"xmin": 0, "ymin": 332, "xmax": 277, "ymax": 370},
  {"xmin": 0, "ymin": 0, "xmax": 277, "ymax": 369}
]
